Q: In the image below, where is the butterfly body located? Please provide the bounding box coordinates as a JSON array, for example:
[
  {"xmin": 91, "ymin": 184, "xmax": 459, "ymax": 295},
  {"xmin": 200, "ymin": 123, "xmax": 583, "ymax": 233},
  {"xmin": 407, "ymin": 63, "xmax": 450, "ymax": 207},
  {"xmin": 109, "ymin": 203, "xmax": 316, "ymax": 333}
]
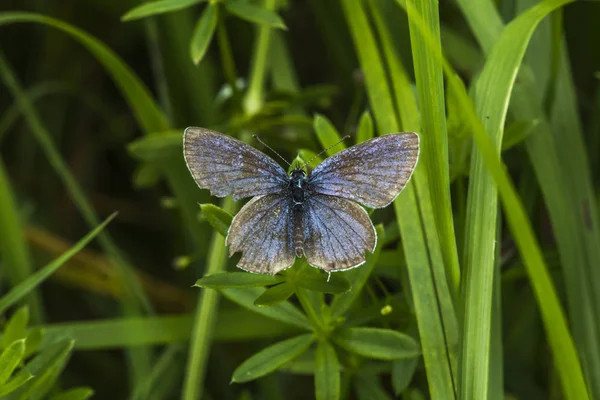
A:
[{"xmin": 184, "ymin": 127, "xmax": 419, "ymax": 275}]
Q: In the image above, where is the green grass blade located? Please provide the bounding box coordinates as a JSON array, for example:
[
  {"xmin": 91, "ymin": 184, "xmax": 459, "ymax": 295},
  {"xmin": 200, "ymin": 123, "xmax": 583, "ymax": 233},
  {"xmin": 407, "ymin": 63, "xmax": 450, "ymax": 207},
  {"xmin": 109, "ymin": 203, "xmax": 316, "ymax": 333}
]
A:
[
  {"xmin": 38, "ymin": 310, "xmax": 299, "ymax": 349},
  {"xmin": 0, "ymin": 214, "xmax": 116, "ymax": 315},
  {"xmin": 190, "ymin": 4, "xmax": 218, "ymax": 65},
  {"xmin": 182, "ymin": 198, "xmax": 235, "ymax": 400},
  {"xmin": 405, "ymin": 0, "xmax": 461, "ymax": 294},
  {"xmin": 0, "ymin": 158, "xmax": 42, "ymax": 322},
  {"xmin": 369, "ymin": 0, "xmax": 460, "ymax": 389},
  {"xmin": 402, "ymin": 1, "xmax": 588, "ymax": 396},
  {"xmin": 243, "ymin": 0, "xmax": 277, "ymax": 115},
  {"xmin": 313, "ymin": 114, "xmax": 346, "ymax": 155},
  {"xmin": 356, "ymin": 111, "xmax": 374, "ymax": 144},
  {"xmin": 122, "ymin": 0, "xmax": 204, "ymax": 21},
  {"xmin": 449, "ymin": 0, "xmax": 590, "ymax": 398},
  {"xmin": 341, "ymin": 1, "xmax": 457, "ymax": 397},
  {"xmin": 0, "ymin": 340, "xmax": 25, "ymax": 385},
  {"xmin": 1, "ymin": 307, "xmax": 29, "ymax": 349}
]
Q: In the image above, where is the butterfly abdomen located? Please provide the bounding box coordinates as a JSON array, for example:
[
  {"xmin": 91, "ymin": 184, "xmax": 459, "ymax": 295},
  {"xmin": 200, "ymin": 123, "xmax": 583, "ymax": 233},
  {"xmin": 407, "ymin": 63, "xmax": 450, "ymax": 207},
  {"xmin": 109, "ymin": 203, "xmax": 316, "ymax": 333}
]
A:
[{"xmin": 293, "ymin": 208, "xmax": 304, "ymax": 257}]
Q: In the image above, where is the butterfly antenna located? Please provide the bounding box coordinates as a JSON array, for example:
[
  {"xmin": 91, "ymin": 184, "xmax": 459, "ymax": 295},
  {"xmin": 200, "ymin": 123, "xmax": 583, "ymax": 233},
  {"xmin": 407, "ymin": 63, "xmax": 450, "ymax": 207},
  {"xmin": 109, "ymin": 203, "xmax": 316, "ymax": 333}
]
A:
[
  {"xmin": 253, "ymin": 135, "xmax": 291, "ymax": 167},
  {"xmin": 302, "ymin": 135, "xmax": 350, "ymax": 168}
]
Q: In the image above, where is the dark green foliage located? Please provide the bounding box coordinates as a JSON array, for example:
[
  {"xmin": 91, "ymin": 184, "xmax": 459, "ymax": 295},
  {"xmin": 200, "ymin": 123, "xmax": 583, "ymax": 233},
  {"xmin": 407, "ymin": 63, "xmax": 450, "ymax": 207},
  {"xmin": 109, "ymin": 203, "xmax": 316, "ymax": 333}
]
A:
[{"xmin": 1, "ymin": 0, "xmax": 599, "ymax": 399}]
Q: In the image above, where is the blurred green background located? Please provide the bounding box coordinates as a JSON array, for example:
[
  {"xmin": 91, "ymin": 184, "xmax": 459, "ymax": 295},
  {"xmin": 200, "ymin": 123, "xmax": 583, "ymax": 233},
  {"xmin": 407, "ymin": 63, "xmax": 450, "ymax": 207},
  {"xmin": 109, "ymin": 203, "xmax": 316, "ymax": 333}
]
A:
[{"xmin": 1, "ymin": 0, "xmax": 599, "ymax": 399}]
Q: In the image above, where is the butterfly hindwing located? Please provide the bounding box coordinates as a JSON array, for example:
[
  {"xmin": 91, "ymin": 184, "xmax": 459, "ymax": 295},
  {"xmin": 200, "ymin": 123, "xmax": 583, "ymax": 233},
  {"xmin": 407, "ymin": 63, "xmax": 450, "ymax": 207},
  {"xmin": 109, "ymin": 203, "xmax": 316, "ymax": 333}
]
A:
[
  {"xmin": 308, "ymin": 133, "xmax": 419, "ymax": 208},
  {"xmin": 226, "ymin": 193, "xmax": 295, "ymax": 274},
  {"xmin": 302, "ymin": 194, "xmax": 376, "ymax": 272},
  {"xmin": 184, "ymin": 127, "xmax": 288, "ymax": 200}
]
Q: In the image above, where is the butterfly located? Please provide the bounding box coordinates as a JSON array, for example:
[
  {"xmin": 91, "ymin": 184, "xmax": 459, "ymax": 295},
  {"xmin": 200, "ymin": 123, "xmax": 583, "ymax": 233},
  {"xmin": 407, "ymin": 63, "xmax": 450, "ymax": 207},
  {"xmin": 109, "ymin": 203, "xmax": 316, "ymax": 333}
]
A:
[{"xmin": 183, "ymin": 127, "xmax": 419, "ymax": 275}]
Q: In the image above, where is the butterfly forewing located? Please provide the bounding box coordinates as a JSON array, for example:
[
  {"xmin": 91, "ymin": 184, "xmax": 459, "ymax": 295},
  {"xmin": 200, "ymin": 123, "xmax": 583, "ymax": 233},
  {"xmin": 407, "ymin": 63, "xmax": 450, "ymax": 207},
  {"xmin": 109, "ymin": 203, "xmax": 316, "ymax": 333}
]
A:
[
  {"xmin": 184, "ymin": 127, "xmax": 288, "ymax": 200},
  {"xmin": 303, "ymin": 194, "xmax": 376, "ymax": 272},
  {"xmin": 227, "ymin": 194, "xmax": 295, "ymax": 274},
  {"xmin": 308, "ymin": 133, "xmax": 419, "ymax": 208}
]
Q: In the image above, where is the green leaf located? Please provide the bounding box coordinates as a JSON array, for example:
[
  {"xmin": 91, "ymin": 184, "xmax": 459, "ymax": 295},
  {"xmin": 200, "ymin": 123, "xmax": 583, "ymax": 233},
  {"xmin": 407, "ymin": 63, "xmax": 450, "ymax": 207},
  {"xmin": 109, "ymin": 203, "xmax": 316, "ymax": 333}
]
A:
[
  {"xmin": 355, "ymin": 374, "xmax": 392, "ymax": 400},
  {"xmin": 224, "ymin": 0, "xmax": 287, "ymax": 30},
  {"xmin": 190, "ymin": 4, "xmax": 218, "ymax": 65},
  {"xmin": 49, "ymin": 387, "xmax": 94, "ymax": 400},
  {"xmin": 0, "ymin": 340, "xmax": 25, "ymax": 385},
  {"xmin": 313, "ymin": 114, "xmax": 346, "ymax": 156},
  {"xmin": 24, "ymin": 329, "xmax": 43, "ymax": 358},
  {"xmin": 122, "ymin": 0, "xmax": 205, "ymax": 21},
  {"xmin": 405, "ymin": 0, "xmax": 461, "ymax": 296},
  {"xmin": 298, "ymin": 149, "xmax": 322, "ymax": 169},
  {"xmin": 9, "ymin": 339, "xmax": 74, "ymax": 400},
  {"xmin": 231, "ymin": 333, "xmax": 315, "ymax": 383},
  {"xmin": 315, "ymin": 340, "xmax": 340, "ymax": 400},
  {"xmin": 0, "ymin": 213, "xmax": 117, "ymax": 315},
  {"xmin": 330, "ymin": 225, "xmax": 384, "ymax": 318},
  {"xmin": 127, "ymin": 131, "xmax": 182, "ymax": 161},
  {"xmin": 1, "ymin": 307, "xmax": 29, "ymax": 350},
  {"xmin": 334, "ymin": 328, "xmax": 420, "ymax": 360},
  {"xmin": 254, "ymin": 283, "xmax": 295, "ymax": 307},
  {"xmin": 194, "ymin": 272, "xmax": 279, "ymax": 289},
  {"xmin": 221, "ymin": 288, "xmax": 310, "ymax": 329},
  {"xmin": 288, "ymin": 154, "xmax": 307, "ymax": 175},
  {"xmin": 356, "ymin": 110, "xmax": 374, "ymax": 143},
  {"xmin": 392, "ymin": 357, "xmax": 418, "ymax": 395},
  {"xmin": 343, "ymin": 3, "xmax": 458, "ymax": 397},
  {"xmin": 0, "ymin": 370, "xmax": 33, "ymax": 397},
  {"xmin": 295, "ymin": 268, "xmax": 350, "ymax": 294},
  {"xmin": 501, "ymin": 119, "xmax": 539, "ymax": 151},
  {"xmin": 199, "ymin": 203, "xmax": 233, "ymax": 237}
]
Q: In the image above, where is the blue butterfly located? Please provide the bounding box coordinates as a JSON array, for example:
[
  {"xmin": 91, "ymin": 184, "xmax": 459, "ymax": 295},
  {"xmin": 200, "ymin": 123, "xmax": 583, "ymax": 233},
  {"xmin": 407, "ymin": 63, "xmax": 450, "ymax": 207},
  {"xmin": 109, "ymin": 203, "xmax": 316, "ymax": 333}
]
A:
[{"xmin": 184, "ymin": 127, "xmax": 419, "ymax": 275}]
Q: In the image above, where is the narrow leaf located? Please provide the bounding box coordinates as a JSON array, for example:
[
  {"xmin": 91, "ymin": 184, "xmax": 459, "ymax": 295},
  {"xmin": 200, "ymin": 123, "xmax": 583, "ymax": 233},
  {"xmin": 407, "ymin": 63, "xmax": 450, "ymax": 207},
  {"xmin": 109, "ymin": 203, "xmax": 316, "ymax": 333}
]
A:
[
  {"xmin": 190, "ymin": 4, "xmax": 218, "ymax": 65},
  {"xmin": 315, "ymin": 340, "xmax": 340, "ymax": 400},
  {"xmin": 295, "ymin": 269, "xmax": 350, "ymax": 294},
  {"xmin": 0, "ymin": 340, "xmax": 25, "ymax": 385},
  {"xmin": 194, "ymin": 272, "xmax": 279, "ymax": 289},
  {"xmin": 225, "ymin": 0, "xmax": 286, "ymax": 30},
  {"xmin": 0, "ymin": 371, "xmax": 33, "ymax": 399},
  {"xmin": 231, "ymin": 334, "xmax": 315, "ymax": 383},
  {"xmin": 356, "ymin": 111, "xmax": 374, "ymax": 143},
  {"xmin": 199, "ymin": 203, "xmax": 233, "ymax": 237},
  {"xmin": 127, "ymin": 131, "xmax": 182, "ymax": 161},
  {"xmin": 122, "ymin": 0, "xmax": 205, "ymax": 21},
  {"xmin": 313, "ymin": 114, "xmax": 346, "ymax": 156},
  {"xmin": 392, "ymin": 357, "xmax": 418, "ymax": 395},
  {"xmin": 1, "ymin": 307, "xmax": 29, "ymax": 350},
  {"xmin": 0, "ymin": 213, "xmax": 117, "ymax": 315},
  {"xmin": 501, "ymin": 119, "xmax": 539, "ymax": 151},
  {"xmin": 24, "ymin": 329, "xmax": 43, "ymax": 358},
  {"xmin": 221, "ymin": 287, "xmax": 310, "ymax": 329},
  {"xmin": 334, "ymin": 327, "xmax": 420, "ymax": 360},
  {"xmin": 0, "ymin": 370, "xmax": 33, "ymax": 397},
  {"xmin": 254, "ymin": 283, "xmax": 295, "ymax": 307},
  {"xmin": 49, "ymin": 387, "xmax": 94, "ymax": 400}
]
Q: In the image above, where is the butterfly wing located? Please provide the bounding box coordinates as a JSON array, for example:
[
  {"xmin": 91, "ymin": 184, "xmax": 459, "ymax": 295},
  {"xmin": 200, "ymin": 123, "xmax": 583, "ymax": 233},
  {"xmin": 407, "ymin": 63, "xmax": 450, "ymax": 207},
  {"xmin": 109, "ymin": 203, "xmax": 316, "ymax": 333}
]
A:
[
  {"xmin": 308, "ymin": 133, "xmax": 419, "ymax": 208},
  {"xmin": 226, "ymin": 194, "xmax": 295, "ymax": 274},
  {"xmin": 184, "ymin": 127, "xmax": 289, "ymax": 200},
  {"xmin": 302, "ymin": 194, "xmax": 376, "ymax": 272}
]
